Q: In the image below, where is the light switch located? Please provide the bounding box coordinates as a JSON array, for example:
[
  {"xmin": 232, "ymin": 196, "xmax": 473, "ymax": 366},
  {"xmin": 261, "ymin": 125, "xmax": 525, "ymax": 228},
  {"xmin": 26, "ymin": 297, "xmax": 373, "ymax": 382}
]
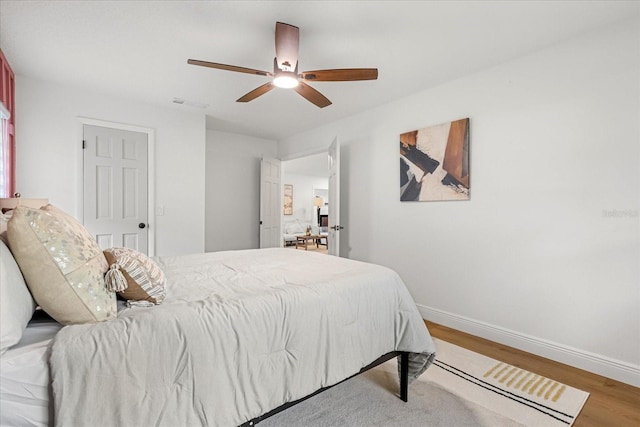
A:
[{"xmin": 156, "ymin": 205, "xmax": 165, "ymax": 216}]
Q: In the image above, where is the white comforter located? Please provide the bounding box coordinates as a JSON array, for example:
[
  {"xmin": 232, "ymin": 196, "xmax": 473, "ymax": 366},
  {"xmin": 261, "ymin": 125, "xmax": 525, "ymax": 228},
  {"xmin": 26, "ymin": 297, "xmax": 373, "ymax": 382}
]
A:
[{"xmin": 50, "ymin": 248, "xmax": 436, "ymax": 427}]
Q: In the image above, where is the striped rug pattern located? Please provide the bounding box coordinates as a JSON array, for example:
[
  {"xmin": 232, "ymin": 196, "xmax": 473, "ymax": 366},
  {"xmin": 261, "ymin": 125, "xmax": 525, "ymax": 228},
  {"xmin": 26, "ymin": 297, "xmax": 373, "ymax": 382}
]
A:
[
  {"xmin": 426, "ymin": 339, "xmax": 589, "ymax": 426},
  {"xmin": 485, "ymin": 362, "xmax": 566, "ymax": 402}
]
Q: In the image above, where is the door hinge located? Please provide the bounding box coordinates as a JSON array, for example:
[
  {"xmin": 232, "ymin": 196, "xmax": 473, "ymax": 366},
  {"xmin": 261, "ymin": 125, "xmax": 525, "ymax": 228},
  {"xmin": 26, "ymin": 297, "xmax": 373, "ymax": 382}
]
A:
[{"xmin": 82, "ymin": 140, "xmax": 86, "ymax": 149}]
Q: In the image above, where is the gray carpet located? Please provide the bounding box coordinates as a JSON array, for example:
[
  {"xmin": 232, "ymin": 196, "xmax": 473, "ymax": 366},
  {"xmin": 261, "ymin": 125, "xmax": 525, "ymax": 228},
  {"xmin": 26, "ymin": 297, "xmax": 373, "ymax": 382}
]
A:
[{"xmin": 259, "ymin": 367, "xmax": 524, "ymax": 426}]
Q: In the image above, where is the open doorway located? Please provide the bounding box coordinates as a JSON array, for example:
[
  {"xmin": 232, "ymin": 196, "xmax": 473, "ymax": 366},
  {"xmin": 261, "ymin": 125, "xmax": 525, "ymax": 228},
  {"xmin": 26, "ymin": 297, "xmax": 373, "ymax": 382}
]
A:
[{"xmin": 282, "ymin": 152, "xmax": 329, "ymax": 254}]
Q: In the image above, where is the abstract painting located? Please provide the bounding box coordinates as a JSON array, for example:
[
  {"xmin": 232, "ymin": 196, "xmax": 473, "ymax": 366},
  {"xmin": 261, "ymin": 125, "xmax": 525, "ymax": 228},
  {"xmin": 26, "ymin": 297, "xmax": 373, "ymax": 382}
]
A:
[
  {"xmin": 283, "ymin": 184, "xmax": 293, "ymax": 215},
  {"xmin": 400, "ymin": 118, "xmax": 470, "ymax": 201}
]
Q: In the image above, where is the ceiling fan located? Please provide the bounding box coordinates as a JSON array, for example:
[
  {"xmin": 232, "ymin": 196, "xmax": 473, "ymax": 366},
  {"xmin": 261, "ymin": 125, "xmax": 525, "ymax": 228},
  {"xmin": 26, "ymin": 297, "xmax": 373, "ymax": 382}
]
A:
[{"xmin": 187, "ymin": 22, "xmax": 378, "ymax": 108}]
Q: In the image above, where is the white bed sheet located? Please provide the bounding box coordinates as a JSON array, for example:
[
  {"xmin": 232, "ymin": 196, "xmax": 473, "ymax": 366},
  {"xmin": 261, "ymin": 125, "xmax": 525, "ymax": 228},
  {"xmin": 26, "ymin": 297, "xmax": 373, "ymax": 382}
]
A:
[
  {"xmin": 0, "ymin": 316, "xmax": 62, "ymax": 427},
  {"xmin": 50, "ymin": 248, "xmax": 436, "ymax": 427}
]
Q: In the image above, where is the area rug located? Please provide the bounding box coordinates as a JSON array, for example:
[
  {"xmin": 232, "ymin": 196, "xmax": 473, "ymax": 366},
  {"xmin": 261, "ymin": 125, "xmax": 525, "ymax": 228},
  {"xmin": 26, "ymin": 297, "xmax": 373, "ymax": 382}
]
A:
[{"xmin": 259, "ymin": 338, "xmax": 589, "ymax": 426}]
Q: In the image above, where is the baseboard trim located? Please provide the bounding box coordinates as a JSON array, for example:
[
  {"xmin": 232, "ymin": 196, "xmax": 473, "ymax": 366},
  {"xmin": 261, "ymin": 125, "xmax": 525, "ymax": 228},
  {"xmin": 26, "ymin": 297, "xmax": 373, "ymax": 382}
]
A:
[{"xmin": 418, "ymin": 304, "xmax": 640, "ymax": 388}]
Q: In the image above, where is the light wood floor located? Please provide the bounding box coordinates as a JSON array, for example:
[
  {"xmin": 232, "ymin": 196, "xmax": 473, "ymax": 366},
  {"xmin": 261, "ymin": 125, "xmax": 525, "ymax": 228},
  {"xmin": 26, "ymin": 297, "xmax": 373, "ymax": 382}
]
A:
[
  {"xmin": 284, "ymin": 243, "xmax": 328, "ymax": 254},
  {"xmin": 425, "ymin": 321, "xmax": 640, "ymax": 427}
]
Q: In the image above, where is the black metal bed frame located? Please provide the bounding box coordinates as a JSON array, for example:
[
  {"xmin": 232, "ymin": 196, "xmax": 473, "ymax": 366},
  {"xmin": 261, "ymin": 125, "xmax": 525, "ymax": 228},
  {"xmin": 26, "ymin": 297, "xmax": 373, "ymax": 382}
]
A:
[{"xmin": 239, "ymin": 351, "xmax": 409, "ymax": 426}]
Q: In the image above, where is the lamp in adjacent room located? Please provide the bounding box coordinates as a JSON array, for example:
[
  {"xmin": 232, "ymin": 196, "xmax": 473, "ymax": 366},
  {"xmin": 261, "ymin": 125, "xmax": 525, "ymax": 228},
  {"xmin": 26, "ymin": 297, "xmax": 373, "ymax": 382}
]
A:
[{"xmin": 314, "ymin": 196, "xmax": 324, "ymax": 227}]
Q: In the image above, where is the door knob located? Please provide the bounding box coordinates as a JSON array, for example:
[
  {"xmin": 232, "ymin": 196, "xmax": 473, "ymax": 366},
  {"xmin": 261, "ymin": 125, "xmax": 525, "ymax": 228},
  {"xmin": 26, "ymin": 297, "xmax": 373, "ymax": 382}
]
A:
[{"xmin": 138, "ymin": 223, "xmax": 146, "ymax": 229}]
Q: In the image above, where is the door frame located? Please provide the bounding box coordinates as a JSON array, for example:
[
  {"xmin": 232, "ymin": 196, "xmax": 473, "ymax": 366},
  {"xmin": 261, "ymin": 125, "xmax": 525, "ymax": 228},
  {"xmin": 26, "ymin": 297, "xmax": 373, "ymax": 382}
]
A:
[
  {"xmin": 281, "ymin": 141, "xmax": 340, "ymax": 256},
  {"xmin": 280, "ymin": 148, "xmax": 328, "ymax": 246},
  {"xmin": 77, "ymin": 117, "xmax": 156, "ymax": 255},
  {"xmin": 327, "ymin": 137, "xmax": 340, "ymax": 257}
]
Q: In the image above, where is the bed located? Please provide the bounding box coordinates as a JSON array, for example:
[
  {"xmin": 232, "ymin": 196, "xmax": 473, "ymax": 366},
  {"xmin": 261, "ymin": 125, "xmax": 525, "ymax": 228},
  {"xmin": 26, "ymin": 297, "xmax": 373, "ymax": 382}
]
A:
[
  {"xmin": 0, "ymin": 205, "xmax": 436, "ymax": 427},
  {"xmin": 0, "ymin": 310, "xmax": 63, "ymax": 426}
]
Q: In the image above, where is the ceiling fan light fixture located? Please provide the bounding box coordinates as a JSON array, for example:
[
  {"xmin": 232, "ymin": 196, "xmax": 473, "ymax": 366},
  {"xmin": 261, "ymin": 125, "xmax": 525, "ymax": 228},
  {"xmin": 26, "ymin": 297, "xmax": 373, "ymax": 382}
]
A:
[
  {"xmin": 187, "ymin": 22, "xmax": 378, "ymax": 107},
  {"xmin": 273, "ymin": 72, "xmax": 299, "ymax": 88}
]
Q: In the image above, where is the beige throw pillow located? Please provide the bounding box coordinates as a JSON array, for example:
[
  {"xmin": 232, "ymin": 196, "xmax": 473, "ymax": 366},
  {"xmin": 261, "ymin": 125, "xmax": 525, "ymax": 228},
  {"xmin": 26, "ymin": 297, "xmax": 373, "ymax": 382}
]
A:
[
  {"xmin": 103, "ymin": 247, "xmax": 166, "ymax": 305},
  {"xmin": 7, "ymin": 205, "xmax": 116, "ymax": 325}
]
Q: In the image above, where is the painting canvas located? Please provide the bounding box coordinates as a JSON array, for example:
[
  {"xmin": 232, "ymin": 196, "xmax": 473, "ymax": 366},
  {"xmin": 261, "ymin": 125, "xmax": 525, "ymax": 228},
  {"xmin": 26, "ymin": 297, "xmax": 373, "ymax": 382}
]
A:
[
  {"xmin": 283, "ymin": 184, "xmax": 293, "ymax": 215},
  {"xmin": 400, "ymin": 118, "xmax": 470, "ymax": 202}
]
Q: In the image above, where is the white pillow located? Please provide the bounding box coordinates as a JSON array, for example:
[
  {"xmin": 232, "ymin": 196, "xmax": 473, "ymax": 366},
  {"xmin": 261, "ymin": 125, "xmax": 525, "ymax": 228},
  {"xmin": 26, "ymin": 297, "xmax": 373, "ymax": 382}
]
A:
[{"xmin": 0, "ymin": 239, "xmax": 36, "ymax": 354}]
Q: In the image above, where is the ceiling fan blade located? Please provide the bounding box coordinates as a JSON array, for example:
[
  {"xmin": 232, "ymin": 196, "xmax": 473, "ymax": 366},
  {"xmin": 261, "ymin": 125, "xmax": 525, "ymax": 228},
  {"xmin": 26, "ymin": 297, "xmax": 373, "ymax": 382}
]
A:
[
  {"xmin": 300, "ymin": 68, "xmax": 378, "ymax": 82},
  {"xmin": 294, "ymin": 81, "xmax": 332, "ymax": 108},
  {"xmin": 188, "ymin": 59, "xmax": 272, "ymax": 77},
  {"xmin": 275, "ymin": 22, "xmax": 299, "ymax": 72},
  {"xmin": 236, "ymin": 82, "xmax": 275, "ymax": 103}
]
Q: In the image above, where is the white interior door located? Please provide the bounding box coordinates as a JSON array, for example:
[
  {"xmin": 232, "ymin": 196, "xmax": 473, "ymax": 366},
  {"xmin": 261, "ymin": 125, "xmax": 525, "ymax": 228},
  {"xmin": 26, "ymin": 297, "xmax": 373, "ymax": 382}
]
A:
[
  {"xmin": 260, "ymin": 157, "xmax": 282, "ymax": 248},
  {"xmin": 328, "ymin": 137, "xmax": 341, "ymax": 256},
  {"xmin": 83, "ymin": 124, "xmax": 149, "ymax": 253}
]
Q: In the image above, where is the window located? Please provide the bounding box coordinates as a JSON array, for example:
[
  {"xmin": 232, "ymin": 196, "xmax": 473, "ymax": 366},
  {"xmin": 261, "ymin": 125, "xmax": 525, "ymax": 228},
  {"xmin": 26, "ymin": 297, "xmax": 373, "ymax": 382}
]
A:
[
  {"xmin": 0, "ymin": 48, "xmax": 15, "ymax": 198},
  {"xmin": 0, "ymin": 102, "xmax": 10, "ymax": 197}
]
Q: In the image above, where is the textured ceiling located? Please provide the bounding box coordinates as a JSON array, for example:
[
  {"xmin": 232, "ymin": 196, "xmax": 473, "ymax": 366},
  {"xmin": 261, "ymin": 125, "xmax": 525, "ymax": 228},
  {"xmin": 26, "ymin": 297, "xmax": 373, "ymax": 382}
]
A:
[{"xmin": 1, "ymin": 1, "xmax": 638, "ymax": 140}]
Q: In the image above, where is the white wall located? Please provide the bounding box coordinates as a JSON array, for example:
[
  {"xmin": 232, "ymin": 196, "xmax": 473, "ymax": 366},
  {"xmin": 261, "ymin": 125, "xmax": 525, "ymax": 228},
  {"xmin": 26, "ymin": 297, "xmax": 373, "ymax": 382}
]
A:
[
  {"xmin": 15, "ymin": 76, "xmax": 206, "ymax": 256},
  {"xmin": 205, "ymin": 130, "xmax": 277, "ymax": 252},
  {"xmin": 278, "ymin": 19, "xmax": 640, "ymax": 385},
  {"xmin": 281, "ymin": 172, "xmax": 328, "ymax": 224}
]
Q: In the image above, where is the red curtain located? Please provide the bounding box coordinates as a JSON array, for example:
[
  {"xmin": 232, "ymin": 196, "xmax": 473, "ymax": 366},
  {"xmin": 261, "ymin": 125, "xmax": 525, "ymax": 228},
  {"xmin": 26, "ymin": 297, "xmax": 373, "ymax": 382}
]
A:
[{"xmin": 0, "ymin": 47, "xmax": 15, "ymax": 198}]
